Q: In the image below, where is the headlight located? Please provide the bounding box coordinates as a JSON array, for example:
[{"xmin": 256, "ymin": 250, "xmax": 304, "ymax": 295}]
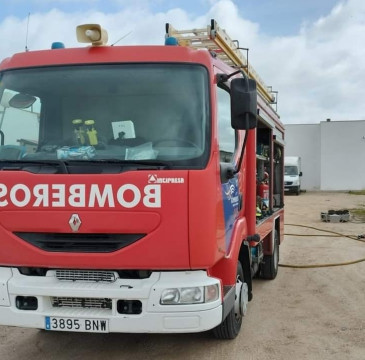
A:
[
  {"xmin": 160, "ymin": 284, "xmax": 219, "ymax": 305},
  {"xmin": 160, "ymin": 288, "xmax": 180, "ymax": 304},
  {"xmin": 180, "ymin": 287, "xmax": 203, "ymax": 303}
]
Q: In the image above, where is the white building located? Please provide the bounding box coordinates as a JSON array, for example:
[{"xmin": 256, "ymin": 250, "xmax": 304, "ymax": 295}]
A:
[{"xmin": 285, "ymin": 120, "xmax": 365, "ymax": 191}]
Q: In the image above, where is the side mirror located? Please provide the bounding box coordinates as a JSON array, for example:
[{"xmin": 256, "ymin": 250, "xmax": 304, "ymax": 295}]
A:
[
  {"xmin": 299, "ymin": 171, "xmax": 303, "ymax": 177},
  {"xmin": 231, "ymin": 77, "xmax": 257, "ymax": 130},
  {"xmin": 9, "ymin": 94, "xmax": 36, "ymax": 109}
]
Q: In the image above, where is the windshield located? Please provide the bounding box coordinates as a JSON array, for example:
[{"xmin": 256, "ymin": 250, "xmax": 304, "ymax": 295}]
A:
[
  {"xmin": 0, "ymin": 64, "xmax": 209, "ymax": 171},
  {"xmin": 285, "ymin": 166, "xmax": 298, "ymax": 176}
]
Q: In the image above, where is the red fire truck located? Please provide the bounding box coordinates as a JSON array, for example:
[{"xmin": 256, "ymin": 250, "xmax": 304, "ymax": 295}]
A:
[{"xmin": 0, "ymin": 20, "xmax": 284, "ymax": 339}]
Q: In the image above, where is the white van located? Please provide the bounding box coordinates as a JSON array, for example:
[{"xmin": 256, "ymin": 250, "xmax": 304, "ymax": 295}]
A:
[{"xmin": 284, "ymin": 156, "xmax": 302, "ymax": 195}]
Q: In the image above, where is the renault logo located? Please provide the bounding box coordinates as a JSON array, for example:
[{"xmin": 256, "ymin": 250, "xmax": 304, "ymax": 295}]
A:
[{"xmin": 69, "ymin": 214, "xmax": 82, "ymax": 232}]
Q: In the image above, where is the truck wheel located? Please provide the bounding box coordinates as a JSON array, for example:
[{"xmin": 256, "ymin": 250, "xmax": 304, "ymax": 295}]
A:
[
  {"xmin": 296, "ymin": 187, "xmax": 300, "ymax": 195},
  {"xmin": 260, "ymin": 230, "xmax": 279, "ymax": 280},
  {"xmin": 212, "ymin": 261, "xmax": 248, "ymax": 339}
]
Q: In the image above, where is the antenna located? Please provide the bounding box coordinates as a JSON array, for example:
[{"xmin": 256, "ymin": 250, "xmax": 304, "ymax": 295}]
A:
[
  {"xmin": 25, "ymin": 12, "xmax": 30, "ymax": 52},
  {"xmin": 111, "ymin": 31, "xmax": 132, "ymax": 46}
]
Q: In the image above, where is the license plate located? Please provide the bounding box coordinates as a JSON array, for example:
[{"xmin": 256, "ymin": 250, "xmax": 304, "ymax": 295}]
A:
[{"xmin": 45, "ymin": 316, "xmax": 109, "ymax": 333}]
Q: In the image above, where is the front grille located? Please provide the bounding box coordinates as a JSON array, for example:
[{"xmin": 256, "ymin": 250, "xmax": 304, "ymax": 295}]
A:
[
  {"xmin": 18, "ymin": 267, "xmax": 152, "ymax": 280},
  {"xmin": 14, "ymin": 232, "xmax": 145, "ymax": 253},
  {"xmin": 285, "ymin": 181, "xmax": 293, "ymax": 185},
  {"xmin": 52, "ymin": 297, "xmax": 112, "ymax": 309},
  {"xmin": 56, "ymin": 270, "xmax": 116, "ymax": 283}
]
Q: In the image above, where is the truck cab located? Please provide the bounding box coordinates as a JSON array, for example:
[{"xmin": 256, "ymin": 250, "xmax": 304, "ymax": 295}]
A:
[
  {"xmin": 0, "ymin": 21, "xmax": 284, "ymax": 339},
  {"xmin": 284, "ymin": 156, "xmax": 302, "ymax": 195}
]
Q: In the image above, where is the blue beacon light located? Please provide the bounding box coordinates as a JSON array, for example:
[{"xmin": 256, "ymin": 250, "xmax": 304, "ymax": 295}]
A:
[
  {"xmin": 51, "ymin": 42, "xmax": 65, "ymax": 49},
  {"xmin": 165, "ymin": 37, "xmax": 178, "ymax": 46}
]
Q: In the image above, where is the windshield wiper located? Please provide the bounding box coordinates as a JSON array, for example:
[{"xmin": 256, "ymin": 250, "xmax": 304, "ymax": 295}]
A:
[
  {"xmin": 0, "ymin": 160, "xmax": 69, "ymax": 174},
  {"xmin": 0, "ymin": 159, "xmax": 171, "ymax": 174},
  {"xmin": 65, "ymin": 159, "xmax": 171, "ymax": 169}
]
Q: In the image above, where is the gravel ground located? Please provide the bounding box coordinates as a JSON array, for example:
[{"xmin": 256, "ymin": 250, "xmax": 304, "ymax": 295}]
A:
[{"xmin": 0, "ymin": 191, "xmax": 364, "ymax": 360}]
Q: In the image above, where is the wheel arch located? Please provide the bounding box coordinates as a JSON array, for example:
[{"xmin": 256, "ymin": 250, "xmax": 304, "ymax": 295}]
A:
[
  {"xmin": 208, "ymin": 218, "xmax": 248, "ymax": 286},
  {"xmin": 262, "ymin": 215, "xmax": 282, "ymax": 255},
  {"xmin": 238, "ymin": 241, "xmax": 253, "ymax": 301}
]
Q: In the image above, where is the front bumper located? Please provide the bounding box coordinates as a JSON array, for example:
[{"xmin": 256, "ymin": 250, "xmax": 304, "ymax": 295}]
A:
[
  {"xmin": 0, "ymin": 267, "xmax": 222, "ymax": 333},
  {"xmin": 284, "ymin": 185, "xmax": 299, "ymax": 192}
]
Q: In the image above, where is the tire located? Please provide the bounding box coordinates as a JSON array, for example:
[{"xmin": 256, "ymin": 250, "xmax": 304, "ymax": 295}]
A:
[
  {"xmin": 296, "ymin": 187, "xmax": 300, "ymax": 195},
  {"xmin": 213, "ymin": 261, "xmax": 248, "ymax": 339},
  {"xmin": 260, "ymin": 230, "xmax": 279, "ymax": 280}
]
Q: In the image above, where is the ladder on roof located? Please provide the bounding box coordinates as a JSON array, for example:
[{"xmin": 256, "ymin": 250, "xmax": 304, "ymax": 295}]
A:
[{"xmin": 166, "ymin": 19, "xmax": 275, "ymax": 104}]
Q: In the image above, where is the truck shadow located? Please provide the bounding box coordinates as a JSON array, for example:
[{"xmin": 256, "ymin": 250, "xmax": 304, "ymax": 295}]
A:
[{"xmin": 28, "ymin": 329, "xmax": 229, "ymax": 360}]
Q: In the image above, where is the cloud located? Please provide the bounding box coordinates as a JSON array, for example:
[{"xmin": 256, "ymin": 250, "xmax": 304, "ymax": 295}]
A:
[
  {"xmin": 0, "ymin": 0, "xmax": 364, "ymax": 124},
  {"xmin": 249, "ymin": 0, "xmax": 365, "ymax": 123}
]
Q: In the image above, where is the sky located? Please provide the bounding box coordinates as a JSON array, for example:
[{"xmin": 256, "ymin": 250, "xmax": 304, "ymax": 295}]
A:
[{"xmin": 0, "ymin": 0, "xmax": 364, "ymax": 124}]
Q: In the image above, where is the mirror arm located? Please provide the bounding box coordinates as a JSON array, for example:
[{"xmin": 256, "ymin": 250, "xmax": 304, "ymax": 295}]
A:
[
  {"xmin": 216, "ymin": 70, "xmax": 243, "ymax": 85},
  {"xmin": 234, "ymin": 128, "xmax": 249, "ymax": 174}
]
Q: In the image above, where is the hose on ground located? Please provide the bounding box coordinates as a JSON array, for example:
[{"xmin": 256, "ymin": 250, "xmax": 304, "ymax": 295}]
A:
[
  {"xmin": 285, "ymin": 223, "xmax": 365, "ymax": 242},
  {"xmin": 284, "ymin": 234, "xmax": 365, "ymax": 243},
  {"xmin": 279, "ymin": 224, "xmax": 365, "ymax": 268},
  {"xmin": 279, "ymin": 258, "xmax": 365, "ymax": 268}
]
